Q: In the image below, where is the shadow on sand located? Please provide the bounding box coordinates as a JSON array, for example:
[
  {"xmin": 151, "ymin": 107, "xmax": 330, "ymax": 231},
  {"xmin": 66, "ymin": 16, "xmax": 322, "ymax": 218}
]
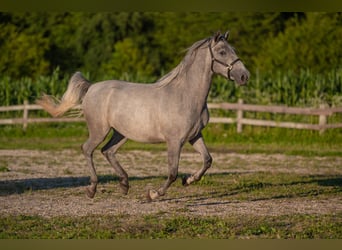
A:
[
  {"xmin": 0, "ymin": 174, "xmax": 160, "ymax": 196},
  {"xmin": 1, "ymin": 172, "xmax": 341, "ymax": 204}
]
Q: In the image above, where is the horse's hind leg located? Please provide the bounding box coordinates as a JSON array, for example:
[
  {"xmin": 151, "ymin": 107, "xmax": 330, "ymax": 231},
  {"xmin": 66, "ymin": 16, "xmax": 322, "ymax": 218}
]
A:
[
  {"xmin": 101, "ymin": 131, "xmax": 129, "ymax": 194},
  {"xmin": 82, "ymin": 125, "xmax": 110, "ymax": 198},
  {"xmin": 183, "ymin": 133, "xmax": 212, "ymax": 186}
]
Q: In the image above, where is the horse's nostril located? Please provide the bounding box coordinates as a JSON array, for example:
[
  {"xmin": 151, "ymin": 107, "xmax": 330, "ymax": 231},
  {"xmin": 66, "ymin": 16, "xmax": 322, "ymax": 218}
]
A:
[{"xmin": 241, "ymin": 73, "xmax": 249, "ymax": 83}]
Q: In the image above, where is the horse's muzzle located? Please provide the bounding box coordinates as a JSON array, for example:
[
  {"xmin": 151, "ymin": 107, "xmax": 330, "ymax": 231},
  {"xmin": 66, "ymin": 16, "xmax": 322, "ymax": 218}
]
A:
[{"xmin": 230, "ymin": 69, "xmax": 249, "ymax": 85}]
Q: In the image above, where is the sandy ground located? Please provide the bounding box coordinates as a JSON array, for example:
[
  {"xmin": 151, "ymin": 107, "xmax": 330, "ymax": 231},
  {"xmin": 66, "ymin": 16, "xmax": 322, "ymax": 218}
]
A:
[{"xmin": 0, "ymin": 149, "xmax": 341, "ymax": 218}]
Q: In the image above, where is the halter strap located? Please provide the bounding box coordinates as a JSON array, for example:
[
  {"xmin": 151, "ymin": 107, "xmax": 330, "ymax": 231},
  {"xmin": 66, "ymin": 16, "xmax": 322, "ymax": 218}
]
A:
[{"xmin": 208, "ymin": 42, "xmax": 241, "ymax": 81}]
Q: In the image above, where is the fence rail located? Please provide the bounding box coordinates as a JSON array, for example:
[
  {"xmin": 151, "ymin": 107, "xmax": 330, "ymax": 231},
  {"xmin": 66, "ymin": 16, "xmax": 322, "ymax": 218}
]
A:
[{"xmin": 1, "ymin": 99, "xmax": 342, "ymax": 134}]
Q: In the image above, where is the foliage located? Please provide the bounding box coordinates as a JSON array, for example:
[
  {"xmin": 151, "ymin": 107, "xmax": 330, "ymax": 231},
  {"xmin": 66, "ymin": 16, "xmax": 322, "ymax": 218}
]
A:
[
  {"xmin": 0, "ymin": 67, "xmax": 69, "ymax": 106},
  {"xmin": 0, "ymin": 12, "xmax": 341, "ymax": 107},
  {"xmin": 0, "ymin": 23, "xmax": 49, "ymax": 78},
  {"xmin": 1, "ymin": 67, "xmax": 342, "ymax": 107},
  {"xmin": 239, "ymin": 68, "xmax": 342, "ymax": 106},
  {"xmin": 255, "ymin": 13, "xmax": 342, "ymax": 74},
  {"xmin": 1, "ymin": 12, "xmax": 339, "ymax": 79},
  {"xmin": 101, "ymin": 37, "xmax": 155, "ymax": 79}
]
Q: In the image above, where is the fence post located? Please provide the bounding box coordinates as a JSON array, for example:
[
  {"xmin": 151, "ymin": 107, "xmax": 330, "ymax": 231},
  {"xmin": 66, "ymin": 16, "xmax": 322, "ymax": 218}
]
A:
[
  {"xmin": 237, "ymin": 98, "xmax": 243, "ymax": 133},
  {"xmin": 319, "ymin": 103, "xmax": 327, "ymax": 135},
  {"xmin": 23, "ymin": 100, "xmax": 29, "ymax": 131}
]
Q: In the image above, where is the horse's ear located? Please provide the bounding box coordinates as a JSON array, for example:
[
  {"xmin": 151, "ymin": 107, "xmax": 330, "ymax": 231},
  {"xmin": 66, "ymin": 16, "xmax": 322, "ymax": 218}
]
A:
[
  {"xmin": 214, "ymin": 31, "xmax": 222, "ymax": 42},
  {"xmin": 224, "ymin": 31, "xmax": 230, "ymax": 40}
]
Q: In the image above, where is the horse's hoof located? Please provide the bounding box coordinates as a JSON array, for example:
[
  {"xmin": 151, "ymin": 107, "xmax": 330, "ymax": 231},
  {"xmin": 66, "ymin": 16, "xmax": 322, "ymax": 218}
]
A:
[
  {"xmin": 119, "ymin": 183, "xmax": 129, "ymax": 195},
  {"xmin": 86, "ymin": 186, "xmax": 96, "ymax": 199},
  {"xmin": 182, "ymin": 176, "xmax": 190, "ymax": 186},
  {"xmin": 146, "ymin": 189, "xmax": 159, "ymax": 202},
  {"xmin": 146, "ymin": 191, "xmax": 152, "ymax": 203}
]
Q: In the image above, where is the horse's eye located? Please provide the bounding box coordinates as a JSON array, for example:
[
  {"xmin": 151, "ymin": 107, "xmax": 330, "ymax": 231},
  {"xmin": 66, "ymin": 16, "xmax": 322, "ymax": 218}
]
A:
[{"xmin": 219, "ymin": 50, "xmax": 226, "ymax": 56}]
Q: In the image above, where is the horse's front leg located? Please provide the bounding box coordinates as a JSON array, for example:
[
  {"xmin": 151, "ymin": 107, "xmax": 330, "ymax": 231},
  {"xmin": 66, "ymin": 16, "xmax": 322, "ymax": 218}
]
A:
[
  {"xmin": 147, "ymin": 140, "xmax": 182, "ymax": 201},
  {"xmin": 182, "ymin": 133, "xmax": 212, "ymax": 186}
]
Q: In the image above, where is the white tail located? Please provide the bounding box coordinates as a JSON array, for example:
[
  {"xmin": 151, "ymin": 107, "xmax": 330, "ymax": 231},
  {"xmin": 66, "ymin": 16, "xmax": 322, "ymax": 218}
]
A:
[{"xmin": 36, "ymin": 72, "xmax": 91, "ymax": 117}]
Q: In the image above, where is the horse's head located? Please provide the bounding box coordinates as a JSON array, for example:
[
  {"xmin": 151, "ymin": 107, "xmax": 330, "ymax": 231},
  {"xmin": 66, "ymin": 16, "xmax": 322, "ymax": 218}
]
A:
[{"xmin": 208, "ymin": 31, "xmax": 249, "ymax": 85}]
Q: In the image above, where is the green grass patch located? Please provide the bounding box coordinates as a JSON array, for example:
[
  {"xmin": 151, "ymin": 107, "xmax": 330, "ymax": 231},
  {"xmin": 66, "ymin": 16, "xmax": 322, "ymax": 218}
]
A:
[
  {"xmin": 202, "ymin": 123, "xmax": 342, "ymax": 156},
  {"xmin": 0, "ymin": 213, "xmax": 341, "ymax": 239},
  {"xmin": 0, "ymin": 165, "xmax": 10, "ymax": 173},
  {"xmin": 1, "ymin": 122, "xmax": 341, "ymax": 156}
]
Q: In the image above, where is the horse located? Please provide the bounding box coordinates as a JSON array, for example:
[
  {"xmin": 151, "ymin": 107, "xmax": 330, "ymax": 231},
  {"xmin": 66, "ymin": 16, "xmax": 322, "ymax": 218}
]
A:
[{"xmin": 37, "ymin": 31, "xmax": 250, "ymax": 201}]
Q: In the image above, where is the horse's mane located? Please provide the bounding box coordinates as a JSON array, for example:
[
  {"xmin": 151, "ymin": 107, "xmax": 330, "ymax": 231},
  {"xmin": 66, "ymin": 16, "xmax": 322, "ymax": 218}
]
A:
[{"xmin": 154, "ymin": 37, "xmax": 211, "ymax": 87}]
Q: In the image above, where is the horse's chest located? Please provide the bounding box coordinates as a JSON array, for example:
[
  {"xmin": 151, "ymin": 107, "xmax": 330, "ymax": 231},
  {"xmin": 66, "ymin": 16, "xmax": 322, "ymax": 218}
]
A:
[
  {"xmin": 200, "ymin": 107, "xmax": 210, "ymax": 127},
  {"xmin": 186, "ymin": 107, "xmax": 209, "ymax": 139}
]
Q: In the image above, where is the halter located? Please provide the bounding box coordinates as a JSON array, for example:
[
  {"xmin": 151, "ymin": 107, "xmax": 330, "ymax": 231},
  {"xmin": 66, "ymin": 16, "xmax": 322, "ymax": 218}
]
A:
[{"xmin": 208, "ymin": 40, "xmax": 241, "ymax": 81}]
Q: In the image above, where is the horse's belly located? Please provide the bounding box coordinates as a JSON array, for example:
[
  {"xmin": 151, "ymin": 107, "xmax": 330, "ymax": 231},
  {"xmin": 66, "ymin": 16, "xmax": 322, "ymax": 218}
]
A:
[
  {"xmin": 116, "ymin": 124, "xmax": 165, "ymax": 143},
  {"xmin": 110, "ymin": 109, "xmax": 165, "ymax": 143}
]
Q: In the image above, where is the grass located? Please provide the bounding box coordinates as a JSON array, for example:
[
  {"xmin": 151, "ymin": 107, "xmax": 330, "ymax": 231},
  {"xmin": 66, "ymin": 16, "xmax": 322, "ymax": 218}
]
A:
[
  {"xmin": 1, "ymin": 122, "xmax": 342, "ymax": 156},
  {"xmin": 194, "ymin": 172, "xmax": 342, "ymax": 201},
  {"xmin": 0, "ymin": 165, "xmax": 10, "ymax": 173},
  {"xmin": 0, "ymin": 122, "xmax": 341, "ymax": 239},
  {"xmin": 0, "ymin": 123, "xmax": 87, "ymax": 150},
  {"xmin": 1, "ymin": 168, "xmax": 341, "ymax": 238},
  {"xmin": 1, "ymin": 213, "xmax": 341, "ymax": 239}
]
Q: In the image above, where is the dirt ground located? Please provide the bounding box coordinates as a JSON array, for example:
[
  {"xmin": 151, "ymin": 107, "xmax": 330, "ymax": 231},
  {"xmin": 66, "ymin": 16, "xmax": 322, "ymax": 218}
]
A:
[{"xmin": 0, "ymin": 149, "xmax": 341, "ymax": 218}]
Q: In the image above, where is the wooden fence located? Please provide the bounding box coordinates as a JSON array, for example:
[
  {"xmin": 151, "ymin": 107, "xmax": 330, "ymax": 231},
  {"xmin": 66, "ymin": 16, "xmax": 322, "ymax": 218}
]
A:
[
  {"xmin": 1, "ymin": 99, "xmax": 342, "ymax": 134},
  {"xmin": 208, "ymin": 99, "xmax": 342, "ymax": 134},
  {"xmin": 0, "ymin": 100, "xmax": 83, "ymax": 131}
]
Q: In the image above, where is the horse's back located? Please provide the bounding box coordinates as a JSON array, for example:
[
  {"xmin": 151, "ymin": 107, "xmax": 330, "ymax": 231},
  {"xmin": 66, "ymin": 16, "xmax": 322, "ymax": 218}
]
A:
[{"xmin": 82, "ymin": 80, "xmax": 166, "ymax": 142}]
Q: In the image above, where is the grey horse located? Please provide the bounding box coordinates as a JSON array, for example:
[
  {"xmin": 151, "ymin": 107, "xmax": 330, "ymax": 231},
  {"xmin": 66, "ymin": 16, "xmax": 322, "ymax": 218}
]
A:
[{"xmin": 37, "ymin": 31, "xmax": 249, "ymax": 201}]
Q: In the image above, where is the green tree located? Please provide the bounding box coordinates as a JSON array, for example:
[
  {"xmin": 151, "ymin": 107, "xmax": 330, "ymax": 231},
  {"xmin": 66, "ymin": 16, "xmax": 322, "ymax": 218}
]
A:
[
  {"xmin": 254, "ymin": 13, "xmax": 342, "ymax": 73},
  {"xmin": 0, "ymin": 23, "xmax": 49, "ymax": 79},
  {"xmin": 1, "ymin": 11, "xmax": 341, "ymax": 81},
  {"xmin": 149, "ymin": 12, "xmax": 295, "ymax": 75},
  {"xmin": 101, "ymin": 37, "xmax": 155, "ymax": 80}
]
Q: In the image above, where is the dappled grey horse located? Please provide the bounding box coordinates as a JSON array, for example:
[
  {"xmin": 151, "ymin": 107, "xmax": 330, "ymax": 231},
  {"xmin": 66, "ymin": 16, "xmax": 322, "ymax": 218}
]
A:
[{"xmin": 37, "ymin": 31, "xmax": 249, "ymax": 201}]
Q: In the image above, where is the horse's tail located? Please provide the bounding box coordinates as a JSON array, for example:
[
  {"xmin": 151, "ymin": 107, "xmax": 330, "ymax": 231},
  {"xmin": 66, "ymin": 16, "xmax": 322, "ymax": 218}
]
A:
[{"xmin": 36, "ymin": 72, "xmax": 91, "ymax": 117}]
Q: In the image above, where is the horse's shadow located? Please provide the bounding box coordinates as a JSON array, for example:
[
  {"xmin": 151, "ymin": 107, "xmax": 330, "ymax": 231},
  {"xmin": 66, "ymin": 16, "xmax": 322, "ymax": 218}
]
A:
[
  {"xmin": 0, "ymin": 171, "xmax": 243, "ymax": 197},
  {"xmin": 1, "ymin": 172, "xmax": 341, "ymax": 203},
  {"xmin": 0, "ymin": 174, "xmax": 158, "ymax": 196},
  {"xmin": 158, "ymin": 173, "xmax": 342, "ymax": 205}
]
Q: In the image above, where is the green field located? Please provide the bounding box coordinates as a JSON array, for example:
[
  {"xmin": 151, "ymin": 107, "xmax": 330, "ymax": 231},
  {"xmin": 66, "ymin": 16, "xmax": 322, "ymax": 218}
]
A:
[
  {"xmin": 1, "ymin": 122, "xmax": 341, "ymax": 155},
  {"xmin": 1, "ymin": 213, "xmax": 341, "ymax": 239}
]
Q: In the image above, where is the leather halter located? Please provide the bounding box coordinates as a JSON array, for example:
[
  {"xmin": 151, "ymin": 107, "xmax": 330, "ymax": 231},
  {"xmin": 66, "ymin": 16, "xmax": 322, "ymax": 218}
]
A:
[{"xmin": 208, "ymin": 40, "xmax": 241, "ymax": 81}]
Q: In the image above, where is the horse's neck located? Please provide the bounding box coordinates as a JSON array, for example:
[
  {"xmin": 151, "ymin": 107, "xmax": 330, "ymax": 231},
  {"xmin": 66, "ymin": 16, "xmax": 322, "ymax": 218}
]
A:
[{"xmin": 178, "ymin": 51, "xmax": 213, "ymax": 106}]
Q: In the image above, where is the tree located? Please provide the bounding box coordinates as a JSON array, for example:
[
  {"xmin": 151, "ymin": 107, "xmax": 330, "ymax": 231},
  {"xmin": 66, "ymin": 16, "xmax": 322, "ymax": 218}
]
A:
[
  {"xmin": 101, "ymin": 37, "xmax": 154, "ymax": 80},
  {"xmin": 0, "ymin": 23, "xmax": 49, "ymax": 79},
  {"xmin": 1, "ymin": 12, "xmax": 340, "ymax": 80},
  {"xmin": 254, "ymin": 13, "xmax": 342, "ymax": 73}
]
